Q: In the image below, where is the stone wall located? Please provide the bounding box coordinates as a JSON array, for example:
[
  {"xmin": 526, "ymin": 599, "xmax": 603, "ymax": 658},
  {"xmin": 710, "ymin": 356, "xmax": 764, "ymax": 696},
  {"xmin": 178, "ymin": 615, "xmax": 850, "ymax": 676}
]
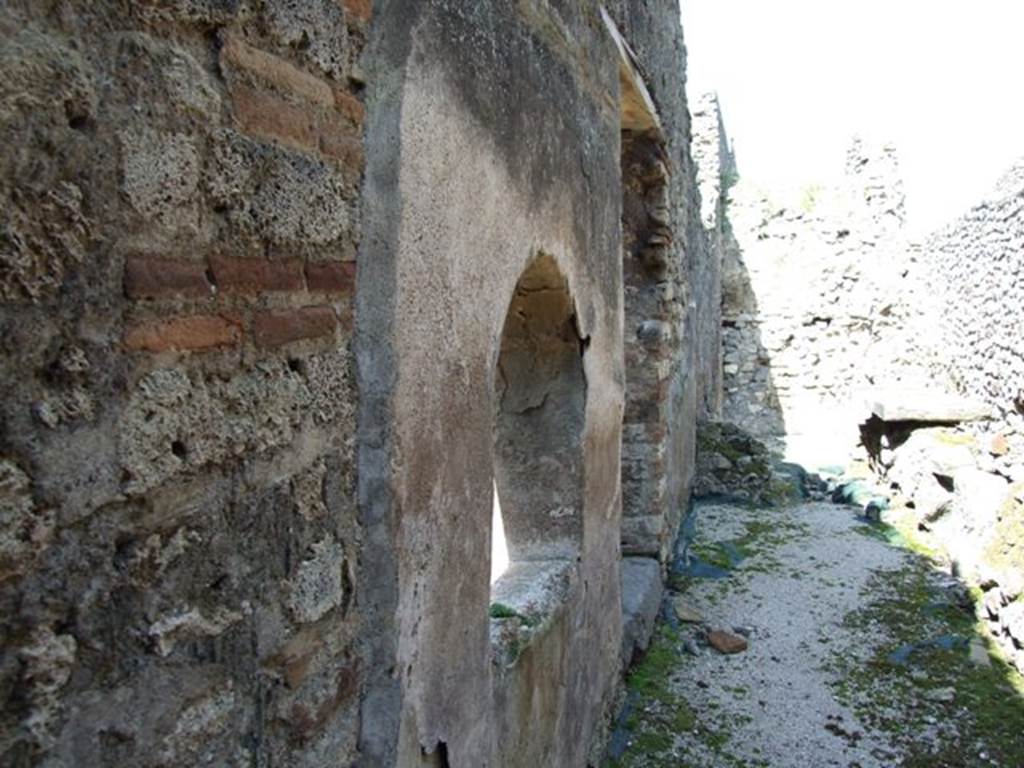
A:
[
  {"xmin": 920, "ymin": 161, "xmax": 1024, "ymax": 483},
  {"xmin": 0, "ymin": 1, "xmax": 719, "ymax": 766},
  {"xmin": 716, "ymin": 136, "xmax": 921, "ymax": 462},
  {"xmin": 911, "ymin": 162, "xmax": 1024, "ymax": 670},
  {"xmin": 0, "ymin": 1, "xmax": 367, "ymax": 765},
  {"xmin": 612, "ymin": 3, "xmax": 717, "ymax": 564},
  {"xmin": 691, "ymin": 92, "xmax": 733, "ymax": 422}
]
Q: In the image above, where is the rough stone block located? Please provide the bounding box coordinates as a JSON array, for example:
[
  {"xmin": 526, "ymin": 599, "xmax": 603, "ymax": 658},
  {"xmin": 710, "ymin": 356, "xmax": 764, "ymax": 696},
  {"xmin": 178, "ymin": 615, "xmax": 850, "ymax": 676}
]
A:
[
  {"xmin": 115, "ymin": 33, "xmax": 220, "ymax": 121},
  {"xmin": 148, "ymin": 606, "xmax": 245, "ymax": 656},
  {"xmin": 620, "ymin": 557, "xmax": 663, "ymax": 668},
  {"xmin": 287, "ymin": 537, "xmax": 346, "ymax": 623},
  {"xmin": 868, "ymin": 391, "xmax": 992, "ymax": 423},
  {"xmin": 132, "ymin": 0, "xmax": 240, "ymax": 27},
  {"xmin": 1, "ymin": 182, "xmax": 91, "ymax": 302},
  {"xmin": 0, "ymin": 460, "xmax": 55, "ymax": 580},
  {"xmin": 207, "ymin": 130, "xmax": 353, "ymax": 246},
  {"xmin": 121, "ymin": 129, "xmax": 200, "ymax": 228},
  {"xmin": 261, "ymin": 0, "xmax": 353, "ymax": 81},
  {"xmin": 119, "ymin": 361, "xmax": 314, "ymax": 491}
]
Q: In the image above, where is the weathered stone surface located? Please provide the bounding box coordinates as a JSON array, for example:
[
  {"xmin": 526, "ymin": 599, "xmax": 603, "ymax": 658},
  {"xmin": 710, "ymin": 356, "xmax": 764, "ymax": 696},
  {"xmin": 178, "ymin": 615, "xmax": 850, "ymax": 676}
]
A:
[
  {"xmin": 620, "ymin": 557, "xmax": 663, "ymax": 667},
  {"xmin": 121, "ymin": 129, "xmax": 201, "ymax": 228},
  {"xmin": 287, "ymin": 537, "xmax": 347, "ymax": 624},
  {"xmin": 0, "ymin": 1, "xmax": 715, "ymax": 766},
  {"xmin": 673, "ymin": 596, "xmax": 704, "ymax": 624},
  {"xmin": 1002, "ymin": 602, "xmax": 1024, "ymax": 646},
  {"xmin": 694, "ymin": 420, "xmax": 780, "ymax": 503}
]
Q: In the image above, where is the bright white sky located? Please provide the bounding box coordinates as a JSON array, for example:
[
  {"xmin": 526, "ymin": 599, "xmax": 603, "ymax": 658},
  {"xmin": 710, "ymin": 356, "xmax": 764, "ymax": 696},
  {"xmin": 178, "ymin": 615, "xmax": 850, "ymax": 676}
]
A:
[{"xmin": 681, "ymin": 0, "xmax": 1024, "ymax": 234}]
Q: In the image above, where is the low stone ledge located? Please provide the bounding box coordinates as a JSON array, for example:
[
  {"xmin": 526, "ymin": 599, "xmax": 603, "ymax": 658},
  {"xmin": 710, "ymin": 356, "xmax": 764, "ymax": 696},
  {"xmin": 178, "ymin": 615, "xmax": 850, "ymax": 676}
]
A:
[{"xmin": 867, "ymin": 390, "xmax": 992, "ymax": 423}]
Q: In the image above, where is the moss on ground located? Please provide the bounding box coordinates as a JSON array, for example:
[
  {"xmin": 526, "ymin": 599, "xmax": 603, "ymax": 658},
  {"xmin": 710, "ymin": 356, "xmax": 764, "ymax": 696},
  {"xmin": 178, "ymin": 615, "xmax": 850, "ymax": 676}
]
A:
[
  {"xmin": 610, "ymin": 509, "xmax": 808, "ymax": 767},
  {"xmin": 606, "ymin": 625, "xmax": 696, "ymax": 767},
  {"xmin": 827, "ymin": 555, "xmax": 1024, "ymax": 765},
  {"xmin": 686, "ymin": 515, "xmax": 811, "ymax": 579}
]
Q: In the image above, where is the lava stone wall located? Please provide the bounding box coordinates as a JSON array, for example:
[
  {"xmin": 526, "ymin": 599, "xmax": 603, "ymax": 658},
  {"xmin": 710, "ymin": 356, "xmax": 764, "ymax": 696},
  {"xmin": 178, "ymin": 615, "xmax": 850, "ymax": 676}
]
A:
[
  {"xmin": 921, "ymin": 162, "xmax": 1024, "ymax": 485},
  {"xmin": 0, "ymin": 1, "xmax": 367, "ymax": 765}
]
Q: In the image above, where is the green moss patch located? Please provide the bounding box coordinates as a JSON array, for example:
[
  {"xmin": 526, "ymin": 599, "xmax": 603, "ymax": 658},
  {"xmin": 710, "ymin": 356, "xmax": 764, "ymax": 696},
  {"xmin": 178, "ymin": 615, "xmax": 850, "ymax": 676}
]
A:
[{"xmin": 827, "ymin": 559, "xmax": 1024, "ymax": 764}]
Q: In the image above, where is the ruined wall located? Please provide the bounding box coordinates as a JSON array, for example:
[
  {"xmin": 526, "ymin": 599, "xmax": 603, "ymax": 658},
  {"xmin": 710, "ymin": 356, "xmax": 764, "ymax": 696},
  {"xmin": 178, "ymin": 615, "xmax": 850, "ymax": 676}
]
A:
[
  {"xmin": 0, "ymin": 1, "xmax": 367, "ymax": 764},
  {"xmin": 912, "ymin": 162, "xmax": 1024, "ymax": 670},
  {"xmin": 358, "ymin": 2, "xmax": 710, "ymax": 766},
  {"xmin": 691, "ymin": 92, "xmax": 732, "ymax": 421},
  {"xmin": 715, "ymin": 137, "xmax": 921, "ymax": 462},
  {"xmin": 609, "ymin": 2, "xmax": 715, "ymax": 563},
  {"xmin": 921, "ymin": 161, "xmax": 1024, "ymax": 483}
]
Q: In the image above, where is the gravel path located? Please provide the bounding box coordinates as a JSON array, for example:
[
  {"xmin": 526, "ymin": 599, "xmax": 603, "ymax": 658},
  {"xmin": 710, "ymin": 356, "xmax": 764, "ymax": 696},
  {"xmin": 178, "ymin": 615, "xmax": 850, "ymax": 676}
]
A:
[
  {"xmin": 607, "ymin": 499, "xmax": 1024, "ymax": 767},
  {"xmin": 667, "ymin": 500, "xmax": 909, "ymax": 767}
]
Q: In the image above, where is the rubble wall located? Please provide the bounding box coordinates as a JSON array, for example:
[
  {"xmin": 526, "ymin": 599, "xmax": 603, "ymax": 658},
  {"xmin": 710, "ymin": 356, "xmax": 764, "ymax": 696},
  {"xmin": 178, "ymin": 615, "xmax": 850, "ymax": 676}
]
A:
[
  {"xmin": 714, "ymin": 138, "xmax": 922, "ymax": 461},
  {"xmin": 611, "ymin": 2, "xmax": 717, "ymax": 562},
  {"xmin": 914, "ymin": 163, "xmax": 1024, "ymax": 669},
  {"xmin": 0, "ymin": 1, "xmax": 368, "ymax": 766},
  {"xmin": 921, "ymin": 162, "xmax": 1024, "ymax": 481}
]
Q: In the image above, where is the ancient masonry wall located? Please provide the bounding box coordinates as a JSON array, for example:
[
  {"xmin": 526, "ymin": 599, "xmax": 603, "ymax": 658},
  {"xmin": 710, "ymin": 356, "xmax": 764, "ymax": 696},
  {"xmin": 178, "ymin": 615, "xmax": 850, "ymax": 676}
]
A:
[
  {"xmin": 921, "ymin": 162, "xmax": 1024, "ymax": 482},
  {"xmin": 691, "ymin": 92, "xmax": 732, "ymax": 421},
  {"xmin": 715, "ymin": 137, "xmax": 922, "ymax": 460},
  {"xmin": 0, "ymin": 2, "xmax": 367, "ymax": 765},
  {"xmin": 914, "ymin": 163, "xmax": 1024, "ymax": 669},
  {"xmin": 0, "ymin": 1, "xmax": 717, "ymax": 766},
  {"xmin": 612, "ymin": 2, "xmax": 718, "ymax": 564}
]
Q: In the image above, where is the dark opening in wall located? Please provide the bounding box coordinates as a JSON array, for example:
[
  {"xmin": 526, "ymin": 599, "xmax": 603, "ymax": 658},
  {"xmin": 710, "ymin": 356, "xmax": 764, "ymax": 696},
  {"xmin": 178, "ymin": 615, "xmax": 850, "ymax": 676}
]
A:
[{"xmin": 491, "ymin": 253, "xmax": 586, "ymax": 573}]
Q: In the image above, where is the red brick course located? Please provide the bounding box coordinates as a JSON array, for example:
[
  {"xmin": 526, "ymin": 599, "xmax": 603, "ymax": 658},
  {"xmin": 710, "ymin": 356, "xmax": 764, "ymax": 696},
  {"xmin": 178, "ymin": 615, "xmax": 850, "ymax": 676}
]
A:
[
  {"xmin": 228, "ymin": 79, "xmax": 364, "ymax": 179},
  {"xmin": 342, "ymin": 0, "xmax": 372, "ymax": 23},
  {"xmin": 333, "ymin": 88, "xmax": 366, "ymax": 128},
  {"xmin": 305, "ymin": 261, "xmax": 356, "ymax": 294},
  {"xmin": 220, "ymin": 33, "xmax": 334, "ymax": 108},
  {"xmin": 253, "ymin": 306, "xmax": 338, "ymax": 348},
  {"xmin": 231, "ymin": 84, "xmax": 319, "ymax": 154},
  {"xmin": 209, "ymin": 254, "xmax": 305, "ymax": 294},
  {"xmin": 124, "ymin": 257, "xmax": 210, "ymax": 299},
  {"xmin": 124, "ymin": 314, "xmax": 242, "ymax": 352}
]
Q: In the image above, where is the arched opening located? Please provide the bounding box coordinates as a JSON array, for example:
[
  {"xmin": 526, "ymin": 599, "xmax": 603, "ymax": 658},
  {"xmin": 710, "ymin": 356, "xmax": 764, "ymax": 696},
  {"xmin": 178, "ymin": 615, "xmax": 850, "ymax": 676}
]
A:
[{"xmin": 489, "ymin": 253, "xmax": 586, "ymax": 606}]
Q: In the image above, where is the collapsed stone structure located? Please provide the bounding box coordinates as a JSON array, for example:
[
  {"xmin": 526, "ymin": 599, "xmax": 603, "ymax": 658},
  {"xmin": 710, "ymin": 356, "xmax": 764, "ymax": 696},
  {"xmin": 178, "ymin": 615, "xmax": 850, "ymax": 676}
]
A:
[{"xmin": 0, "ymin": 2, "xmax": 723, "ymax": 766}]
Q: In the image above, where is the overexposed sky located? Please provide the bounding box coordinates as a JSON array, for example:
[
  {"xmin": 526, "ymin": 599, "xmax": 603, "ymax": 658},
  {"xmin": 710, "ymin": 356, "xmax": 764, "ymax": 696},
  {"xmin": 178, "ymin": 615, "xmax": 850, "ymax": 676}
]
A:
[{"xmin": 682, "ymin": 0, "xmax": 1024, "ymax": 234}]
